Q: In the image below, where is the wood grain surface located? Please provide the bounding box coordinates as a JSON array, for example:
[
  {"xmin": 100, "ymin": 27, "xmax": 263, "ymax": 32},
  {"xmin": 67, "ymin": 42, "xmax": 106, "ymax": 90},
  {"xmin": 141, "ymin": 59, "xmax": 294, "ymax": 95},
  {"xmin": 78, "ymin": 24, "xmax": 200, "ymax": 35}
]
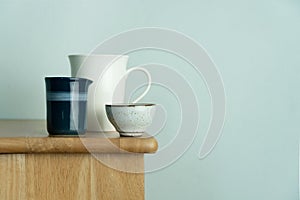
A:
[
  {"xmin": 0, "ymin": 120, "xmax": 158, "ymax": 154},
  {"xmin": 0, "ymin": 120, "xmax": 154, "ymax": 199},
  {"xmin": 0, "ymin": 154, "xmax": 144, "ymax": 200},
  {"xmin": 0, "ymin": 154, "xmax": 26, "ymax": 199}
]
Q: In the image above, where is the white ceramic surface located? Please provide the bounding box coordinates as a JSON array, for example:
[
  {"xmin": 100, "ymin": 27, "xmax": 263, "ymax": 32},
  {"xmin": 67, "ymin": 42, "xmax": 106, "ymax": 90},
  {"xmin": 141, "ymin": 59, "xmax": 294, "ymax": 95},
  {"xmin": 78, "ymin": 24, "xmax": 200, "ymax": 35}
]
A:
[
  {"xmin": 68, "ymin": 54, "xmax": 152, "ymax": 132},
  {"xmin": 105, "ymin": 104, "xmax": 155, "ymax": 136}
]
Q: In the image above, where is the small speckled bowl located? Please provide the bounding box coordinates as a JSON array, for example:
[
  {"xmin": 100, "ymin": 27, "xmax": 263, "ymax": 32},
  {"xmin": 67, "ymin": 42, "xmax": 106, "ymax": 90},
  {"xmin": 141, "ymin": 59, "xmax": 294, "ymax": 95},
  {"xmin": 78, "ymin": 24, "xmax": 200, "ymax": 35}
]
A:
[{"xmin": 105, "ymin": 103, "xmax": 155, "ymax": 136}]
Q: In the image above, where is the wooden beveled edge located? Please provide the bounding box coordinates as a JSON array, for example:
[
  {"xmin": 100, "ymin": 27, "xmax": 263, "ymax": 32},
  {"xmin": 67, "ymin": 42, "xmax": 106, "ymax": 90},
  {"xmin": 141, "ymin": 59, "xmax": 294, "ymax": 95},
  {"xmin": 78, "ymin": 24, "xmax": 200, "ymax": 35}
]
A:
[
  {"xmin": 119, "ymin": 136, "xmax": 158, "ymax": 153},
  {"xmin": 0, "ymin": 136, "xmax": 158, "ymax": 154}
]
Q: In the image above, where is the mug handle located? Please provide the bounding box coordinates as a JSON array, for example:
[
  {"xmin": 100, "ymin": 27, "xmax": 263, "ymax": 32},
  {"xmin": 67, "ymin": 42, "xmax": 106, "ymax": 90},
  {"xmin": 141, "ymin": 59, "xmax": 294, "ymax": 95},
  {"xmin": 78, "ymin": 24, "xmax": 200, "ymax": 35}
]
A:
[{"xmin": 124, "ymin": 67, "xmax": 152, "ymax": 103}]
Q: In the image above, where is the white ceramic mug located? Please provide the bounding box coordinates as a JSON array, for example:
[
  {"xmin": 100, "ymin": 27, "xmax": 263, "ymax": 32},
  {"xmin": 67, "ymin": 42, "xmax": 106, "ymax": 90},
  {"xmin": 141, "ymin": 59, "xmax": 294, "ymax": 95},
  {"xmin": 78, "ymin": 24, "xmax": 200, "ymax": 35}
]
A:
[{"xmin": 68, "ymin": 54, "xmax": 151, "ymax": 132}]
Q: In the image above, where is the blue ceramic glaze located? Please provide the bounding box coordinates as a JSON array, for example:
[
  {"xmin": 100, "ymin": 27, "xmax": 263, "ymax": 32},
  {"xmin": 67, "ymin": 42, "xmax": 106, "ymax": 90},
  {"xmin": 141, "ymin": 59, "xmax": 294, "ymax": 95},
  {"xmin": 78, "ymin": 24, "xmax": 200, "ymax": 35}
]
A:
[{"xmin": 45, "ymin": 77, "xmax": 92, "ymax": 136}]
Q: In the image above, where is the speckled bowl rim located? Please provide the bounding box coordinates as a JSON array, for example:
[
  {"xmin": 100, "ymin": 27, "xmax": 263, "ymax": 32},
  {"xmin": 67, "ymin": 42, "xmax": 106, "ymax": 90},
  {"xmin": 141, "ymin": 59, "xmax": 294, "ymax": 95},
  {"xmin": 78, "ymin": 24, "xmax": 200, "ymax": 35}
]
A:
[{"xmin": 105, "ymin": 103, "xmax": 155, "ymax": 107}]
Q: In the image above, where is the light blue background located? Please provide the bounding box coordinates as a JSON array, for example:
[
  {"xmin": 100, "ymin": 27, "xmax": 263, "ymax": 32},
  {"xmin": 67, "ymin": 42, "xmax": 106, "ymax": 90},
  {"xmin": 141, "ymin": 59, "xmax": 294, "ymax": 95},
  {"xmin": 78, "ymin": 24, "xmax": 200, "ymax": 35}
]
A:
[{"xmin": 1, "ymin": 0, "xmax": 300, "ymax": 199}]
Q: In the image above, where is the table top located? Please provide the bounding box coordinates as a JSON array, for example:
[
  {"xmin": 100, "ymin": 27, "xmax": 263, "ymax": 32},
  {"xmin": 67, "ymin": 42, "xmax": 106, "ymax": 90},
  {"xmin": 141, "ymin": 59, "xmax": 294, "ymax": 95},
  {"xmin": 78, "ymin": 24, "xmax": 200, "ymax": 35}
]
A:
[{"xmin": 0, "ymin": 120, "xmax": 158, "ymax": 154}]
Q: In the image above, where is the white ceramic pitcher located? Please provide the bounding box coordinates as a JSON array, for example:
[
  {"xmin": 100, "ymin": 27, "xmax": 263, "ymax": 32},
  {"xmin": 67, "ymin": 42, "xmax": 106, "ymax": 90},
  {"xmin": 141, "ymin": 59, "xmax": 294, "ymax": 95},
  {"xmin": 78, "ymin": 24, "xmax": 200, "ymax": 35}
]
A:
[{"xmin": 68, "ymin": 54, "xmax": 151, "ymax": 132}]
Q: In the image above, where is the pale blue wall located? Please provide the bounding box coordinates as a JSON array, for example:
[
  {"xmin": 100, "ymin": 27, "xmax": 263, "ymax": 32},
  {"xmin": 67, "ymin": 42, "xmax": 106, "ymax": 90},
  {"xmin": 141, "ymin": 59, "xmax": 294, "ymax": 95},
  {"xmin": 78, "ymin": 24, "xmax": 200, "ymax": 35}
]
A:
[{"xmin": 1, "ymin": 0, "xmax": 300, "ymax": 199}]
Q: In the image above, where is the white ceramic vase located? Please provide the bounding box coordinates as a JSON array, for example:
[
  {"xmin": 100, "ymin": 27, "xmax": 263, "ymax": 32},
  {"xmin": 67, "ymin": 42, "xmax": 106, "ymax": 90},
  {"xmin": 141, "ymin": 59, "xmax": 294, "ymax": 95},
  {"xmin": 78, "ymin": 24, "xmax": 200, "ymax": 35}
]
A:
[{"xmin": 68, "ymin": 54, "xmax": 151, "ymax": 132}]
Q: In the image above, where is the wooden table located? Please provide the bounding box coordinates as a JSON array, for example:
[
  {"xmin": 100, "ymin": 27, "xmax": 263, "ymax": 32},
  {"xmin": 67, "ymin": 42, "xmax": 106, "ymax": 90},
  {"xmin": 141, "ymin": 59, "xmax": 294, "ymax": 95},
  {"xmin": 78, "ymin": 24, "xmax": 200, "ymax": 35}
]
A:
[{"xmin": 0, "ymin": 120, "xmax": 158, "ymax": 200}]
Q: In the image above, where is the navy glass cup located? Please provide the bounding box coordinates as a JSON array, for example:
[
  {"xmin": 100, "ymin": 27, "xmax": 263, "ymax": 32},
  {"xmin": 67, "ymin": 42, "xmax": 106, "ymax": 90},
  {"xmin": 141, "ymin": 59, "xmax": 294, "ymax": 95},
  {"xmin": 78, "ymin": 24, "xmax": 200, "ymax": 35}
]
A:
[{"xmin": 45, "ymin": 77, "xmax": 93, "ymax": 136}]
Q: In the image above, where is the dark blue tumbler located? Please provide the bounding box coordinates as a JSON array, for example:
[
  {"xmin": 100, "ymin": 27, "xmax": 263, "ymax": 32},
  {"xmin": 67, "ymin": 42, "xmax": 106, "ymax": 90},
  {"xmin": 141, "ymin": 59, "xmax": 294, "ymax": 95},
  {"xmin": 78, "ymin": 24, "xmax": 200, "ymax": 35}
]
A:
[{"xmin": 45, "ymin": 77, "xmax": 93, "ymax": 136}]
